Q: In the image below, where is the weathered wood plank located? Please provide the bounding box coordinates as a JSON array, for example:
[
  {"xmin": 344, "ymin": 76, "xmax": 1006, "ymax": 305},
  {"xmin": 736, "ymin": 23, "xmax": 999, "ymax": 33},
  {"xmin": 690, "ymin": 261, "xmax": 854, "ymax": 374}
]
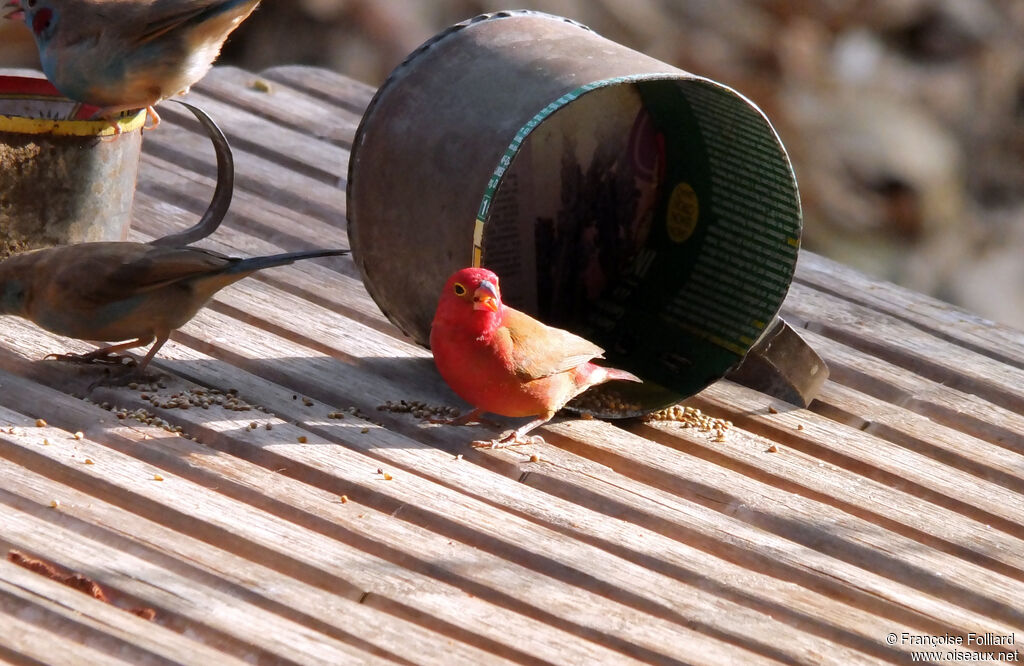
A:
[
  {"xmin": 0, "ymin": 611, "xmax": 138, "ymax": 666},
  {"xmin": 140, "ymin": 105, "xmax": 346, "ymax": 224},
  {"xmin": 3, "ymin": 62, "xmax": 1024, "ymax": 666},
  {"xmin": 0, "ymin": 560, "xmax": 247, "ymax": 666},
  {"xmin": 159, "ymin": 89, "xmax": 351, "ymax": 183},
  {"xmin": 782, "ymin": 282, "xmax": 1024, "ymax": 415},
  {"xmin": 795, "ymin": 252, "xmax": 1024, "ymax": 368},
  {"xmin": 12, "ymin": 292, "xmax": 1009, "ymax": 651},
  {"xmin": 119, "ymin": 336, "xmax": 965, "ymax": 663},
  {"xmin": 0, "ymin": 331, "xmax": 803, "ymax": 665},
  {"xmin": 0, "ymin": 361, "xmax": 734, "ymax": 666},
  {"xmin": 259, "ymin": 65, "xmax": 377, "ymax": 116},
  {"xmin": 797, "ymin": 328, "xmax": 1024, "ymax": 451},
  {"xmin": 0, "ymin": 451, "xmax": 505, "ymax": 666},
  {"xmin": 677, "ymin": 381, "xmax": 1024, "ymax": 551},
  {"xmin": 195, "ymin": 66, "xmax": 362, "ymax": 149},
  {"xmin": 809, "ymin": 380, "xmax": 1024, "ymax": 491}
]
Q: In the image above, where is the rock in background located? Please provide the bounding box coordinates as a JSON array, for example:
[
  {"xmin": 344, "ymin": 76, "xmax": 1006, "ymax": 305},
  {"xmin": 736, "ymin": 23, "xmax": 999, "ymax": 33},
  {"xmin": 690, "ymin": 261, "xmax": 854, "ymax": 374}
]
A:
[{"xmin": 3, "ymin": 0, "xmax": 1022, "ymax": 326}]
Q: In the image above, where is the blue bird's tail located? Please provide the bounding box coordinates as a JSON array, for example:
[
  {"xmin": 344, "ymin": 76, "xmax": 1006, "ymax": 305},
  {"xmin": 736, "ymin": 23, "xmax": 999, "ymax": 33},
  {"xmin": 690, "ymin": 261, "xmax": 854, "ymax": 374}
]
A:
[
  {"xmin": 188, "ymin": 0, "xmax": 261, "ymax": 25},
  {"xmin": 226, "ymin": 249, "xmax": 349, "ymax": 275}
]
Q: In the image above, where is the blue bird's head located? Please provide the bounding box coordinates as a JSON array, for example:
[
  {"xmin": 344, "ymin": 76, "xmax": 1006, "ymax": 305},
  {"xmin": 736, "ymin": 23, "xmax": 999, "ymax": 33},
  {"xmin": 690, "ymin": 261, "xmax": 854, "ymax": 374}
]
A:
[
  {"xmin": 8, "ymin": 0, "xmax": 58, "ymax": 45},
  {"xmin": 27, "ymin": 0, "xmax": 57, "ymax": 44}
]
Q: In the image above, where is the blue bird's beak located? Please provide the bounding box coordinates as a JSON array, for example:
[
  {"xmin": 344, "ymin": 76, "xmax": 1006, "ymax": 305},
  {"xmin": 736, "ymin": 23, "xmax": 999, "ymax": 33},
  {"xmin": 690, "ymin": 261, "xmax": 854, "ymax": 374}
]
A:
[
  {"xmin": 3, "ymin": 0, "xmax": 24, "ymax": 21},
  {"xmin": 473, "ymin": 280, "xmax": 499, "ymax": 312}
]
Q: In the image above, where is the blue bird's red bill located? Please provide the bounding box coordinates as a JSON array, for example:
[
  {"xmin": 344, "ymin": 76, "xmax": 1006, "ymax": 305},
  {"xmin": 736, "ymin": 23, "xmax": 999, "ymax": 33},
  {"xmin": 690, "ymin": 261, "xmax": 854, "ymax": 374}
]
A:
[{"xmin": 3, "ymin": 0, "xmax": 24, "ymax": 21}]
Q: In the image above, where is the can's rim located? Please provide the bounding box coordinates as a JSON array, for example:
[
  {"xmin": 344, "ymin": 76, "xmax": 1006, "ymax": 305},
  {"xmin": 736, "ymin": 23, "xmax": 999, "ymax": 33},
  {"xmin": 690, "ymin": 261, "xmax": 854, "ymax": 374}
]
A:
[
  {"xmin": 0, "ymin": 75, "xmax": 147, "ymax": 135},
  {"xmin": 349, "ymin": 10, "xmax": 593, "ymax": 227}
]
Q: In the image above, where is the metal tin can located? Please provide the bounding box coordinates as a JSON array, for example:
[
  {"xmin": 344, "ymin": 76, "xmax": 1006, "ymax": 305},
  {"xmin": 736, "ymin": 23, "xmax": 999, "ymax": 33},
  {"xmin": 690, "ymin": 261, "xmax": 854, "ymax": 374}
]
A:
[
  {"xmin": 348, "ymin": 11, "xmax": 807, "ymax": 414},
  {"xmin": 0, "ymin": 76, "xmax": 145, "ymax": 257}
]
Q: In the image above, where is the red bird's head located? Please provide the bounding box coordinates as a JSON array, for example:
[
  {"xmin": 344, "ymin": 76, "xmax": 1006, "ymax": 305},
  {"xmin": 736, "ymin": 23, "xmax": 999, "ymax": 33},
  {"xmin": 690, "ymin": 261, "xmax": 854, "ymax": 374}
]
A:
[{"xmin": 434, "ymin": 267, "xmax": 503, "ymax": 334}]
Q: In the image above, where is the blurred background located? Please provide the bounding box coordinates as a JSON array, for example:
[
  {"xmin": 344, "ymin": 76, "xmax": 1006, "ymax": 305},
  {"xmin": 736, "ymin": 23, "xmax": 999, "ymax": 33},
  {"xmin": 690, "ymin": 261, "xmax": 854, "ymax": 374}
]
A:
[{"xmin": 3, "ymin": 0, "xmax": 1023, "ymax": 327}]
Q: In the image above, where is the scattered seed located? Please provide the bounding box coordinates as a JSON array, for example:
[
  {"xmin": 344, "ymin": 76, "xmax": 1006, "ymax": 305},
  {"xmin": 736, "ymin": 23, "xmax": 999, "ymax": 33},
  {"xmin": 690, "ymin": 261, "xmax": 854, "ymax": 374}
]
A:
[
  {"xmin": 644, "ymin": 404, "xmax": 732, "ymax": 438},
  {"xmin": 42, "ymin": 439, "xmax": 49, "ymax": 446},
  {"xmin": 340, "ymin": 495, "xmax": 349, "ymax": 503},
  {"xmin": 153, "ymin": 474, "xmax": 164, "ymax": 481},
  {"xmin": 382, "ymin": 472, "xmax": 393, "ymax": 481},
  {"xmin": 302, "ymin": 397, "xmax": 314, "ymax": 407},
  {"xmin": 84, "ymin": 459, "xmax": 94, "ymax": 465},
  {"xmin": 768, "ymin": 405, "xmax": 779, "ymax": 414},
  {"xmin": 377, "ymin": 400, "xmax": 460, "ymax": 420},
  {"xmin": 529, "ymin": 454, "xmax": 540, "ymax": 463},
  {"xmin": 360, "ymin": 427, "xmax": 369, "ymax": 434},
  {"xmin": 297, "ymin": 436, "xmax": 307, "ymax": 443},
  {"xmin": 35, "ymin": 418, "xmax": 46, "ymax": 427},
  {"xmin": 797, "ymin": 424, "xmax": 804, "ymax": 431},
  {"xmin": 73, "ymin": 431, "xmax": 84, "ymax": 440},
  {"xmin": 50, "ymin": 500, "xmax": 60, "ymax": 508},
  {"xmin": 455, "ymin": 454, "xmax": 463, "ymax": 461},
  {"xmin": 767, "ymin": 444, "xmax": 779, "ymax": 453},
  {"xmin": 265, "ymin": 423, "xmax": 273, "ymax": 431}
]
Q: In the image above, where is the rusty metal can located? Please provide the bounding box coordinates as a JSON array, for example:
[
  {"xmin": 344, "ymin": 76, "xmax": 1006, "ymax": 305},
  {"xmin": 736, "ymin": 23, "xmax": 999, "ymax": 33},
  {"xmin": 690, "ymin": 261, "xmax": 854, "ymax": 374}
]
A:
[
  {"xmin": 0, "ymin": 75, "xmax": 145, "ymax": 257},
  {"xmin": 348, "ymin": 11, "xmax": 811, "ymax": 414}
]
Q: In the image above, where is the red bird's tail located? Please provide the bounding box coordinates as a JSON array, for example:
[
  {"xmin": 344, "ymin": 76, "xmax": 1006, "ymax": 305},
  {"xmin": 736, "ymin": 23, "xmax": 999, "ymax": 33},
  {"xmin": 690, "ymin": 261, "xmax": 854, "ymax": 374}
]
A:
[
  {"xmin": 602, "ymin": 367, "xmax": 643, "ymax": 384},
  {"xmin": 578, "ymin": 363, "xmax": 643, "ymax": 388}
]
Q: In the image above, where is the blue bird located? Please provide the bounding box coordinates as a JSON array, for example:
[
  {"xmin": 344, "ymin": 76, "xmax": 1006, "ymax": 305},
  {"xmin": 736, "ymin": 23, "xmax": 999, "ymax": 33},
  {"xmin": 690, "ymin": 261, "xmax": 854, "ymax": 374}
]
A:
[
  {"xmin": 0, "ymin": 243, "xmax": 347, "ymax": 371},
  {"xmin": 3, "ymin": 0, "xmax": 260, "ymax": 128}
]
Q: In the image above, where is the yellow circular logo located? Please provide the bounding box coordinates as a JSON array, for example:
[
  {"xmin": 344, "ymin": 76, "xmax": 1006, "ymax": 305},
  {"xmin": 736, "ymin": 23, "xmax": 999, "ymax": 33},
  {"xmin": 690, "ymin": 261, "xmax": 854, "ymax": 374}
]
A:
[{"xmin": 666, "ymin": 182, "xmax": 699, "ymax": 243}]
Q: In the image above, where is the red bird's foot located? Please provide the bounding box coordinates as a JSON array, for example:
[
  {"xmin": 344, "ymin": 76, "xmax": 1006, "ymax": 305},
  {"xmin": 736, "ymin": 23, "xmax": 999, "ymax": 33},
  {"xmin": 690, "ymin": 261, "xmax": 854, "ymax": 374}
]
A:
[{"xmin": 471, "ymin": 433, "xmax": 545, "ymax": 449}]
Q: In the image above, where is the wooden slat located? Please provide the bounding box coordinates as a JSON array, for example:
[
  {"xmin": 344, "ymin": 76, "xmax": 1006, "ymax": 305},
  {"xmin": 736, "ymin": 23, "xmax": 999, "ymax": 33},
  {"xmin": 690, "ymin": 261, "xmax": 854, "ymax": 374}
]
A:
[
  {"xmin": 0, "ymin": 326, "xmax": 792, "ymax": 664},
  {"xmin": 783, "ymin": 282, "xmax": 1024, "ymax": 415},
  {"xmin": 3, "ymin": 63, "xmax": 1024, "ymax": 664},
  {"xmin": 195, "ymin": 66, "xmax": 363, "ymax": 149},
  {"xmin": 796, "ymin": 328, "xmax": 1024, "ymax": 451},
  {"xmin": 0, "ymin": 612, "xmax": 137, "ymax": 666},
  {"xmin": 2, "ymin": 285, "xmax": 1003, "ymax": 658},
  {"xmin": 0, "ymin": 560, "xmax": 247, "ymax": 666},
  {"xmin": 795, "ymin": 252, "xmax": 1024, "ymax": 368},
  {"xmin": 0, "ymin": 446, "xmax": 501, "ymax": 665},
  {"xmin": 259, "ymin": 65, "xmax": 377, "ymax": 116}
]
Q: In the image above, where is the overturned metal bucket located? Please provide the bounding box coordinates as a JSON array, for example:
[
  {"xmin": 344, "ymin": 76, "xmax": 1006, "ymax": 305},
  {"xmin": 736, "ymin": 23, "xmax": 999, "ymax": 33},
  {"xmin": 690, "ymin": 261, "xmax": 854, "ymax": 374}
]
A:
[
  {"xmin": 0, "ymin": 76, "xmax": 145, "ymax": 257},
  {"xmin": 348, "ymin": 10, "xmax": 825, "ymax": 414}
]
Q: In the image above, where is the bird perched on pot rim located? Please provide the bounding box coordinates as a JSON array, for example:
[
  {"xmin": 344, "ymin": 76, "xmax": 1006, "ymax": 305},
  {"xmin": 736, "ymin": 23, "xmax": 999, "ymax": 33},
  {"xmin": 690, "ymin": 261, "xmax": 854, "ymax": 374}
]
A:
[
  {"xmin": 3, "ymin": 0, "xmax": 261, "ymax": 128},
  {"xmin": 430, "ymin": 267, "xmax": 642, "ymax": 448},
  {"xmin": 0, "ymin": 243, "xmax": 347, "ymax": 372}
]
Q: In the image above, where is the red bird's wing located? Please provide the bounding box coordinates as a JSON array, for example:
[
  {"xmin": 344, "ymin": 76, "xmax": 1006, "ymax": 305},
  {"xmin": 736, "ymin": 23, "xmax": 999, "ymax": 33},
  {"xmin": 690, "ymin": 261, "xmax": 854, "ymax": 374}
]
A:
[{"xmin": 499, "ymin": 308, "xmax": 605, "ymax": 381}]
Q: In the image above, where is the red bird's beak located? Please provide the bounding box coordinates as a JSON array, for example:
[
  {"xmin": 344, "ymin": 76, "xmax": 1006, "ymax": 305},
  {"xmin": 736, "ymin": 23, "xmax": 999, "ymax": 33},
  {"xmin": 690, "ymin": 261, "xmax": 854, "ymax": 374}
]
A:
[
  {"xmin": 473, "ymin": 280, "xmax": 500, "ymax": 312},
  {"xmin": 3, "ymin": 0, "xmax": 23, "ymax": 20}
]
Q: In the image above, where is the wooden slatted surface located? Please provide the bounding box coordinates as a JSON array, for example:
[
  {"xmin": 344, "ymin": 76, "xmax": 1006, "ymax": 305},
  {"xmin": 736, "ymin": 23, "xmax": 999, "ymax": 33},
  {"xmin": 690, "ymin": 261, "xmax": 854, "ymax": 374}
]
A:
[{"xmin": 1, "ymin": 66, "xmax": 1022, "ymax": 665}]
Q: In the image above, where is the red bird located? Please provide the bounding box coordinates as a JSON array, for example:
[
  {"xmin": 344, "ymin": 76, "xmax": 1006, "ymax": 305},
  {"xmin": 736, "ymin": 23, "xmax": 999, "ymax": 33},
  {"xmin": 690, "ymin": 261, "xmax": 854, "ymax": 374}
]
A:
[{"xmin": 430, "ymin": 267, "xmax": 642, "ymax": 448}]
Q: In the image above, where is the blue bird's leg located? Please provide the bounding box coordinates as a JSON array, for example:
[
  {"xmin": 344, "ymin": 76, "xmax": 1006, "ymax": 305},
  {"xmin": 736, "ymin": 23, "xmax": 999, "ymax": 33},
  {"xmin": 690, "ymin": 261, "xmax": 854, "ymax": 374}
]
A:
[{"xmin": 46, "ymin": 336, "xmax": 155, "ymax": 367}]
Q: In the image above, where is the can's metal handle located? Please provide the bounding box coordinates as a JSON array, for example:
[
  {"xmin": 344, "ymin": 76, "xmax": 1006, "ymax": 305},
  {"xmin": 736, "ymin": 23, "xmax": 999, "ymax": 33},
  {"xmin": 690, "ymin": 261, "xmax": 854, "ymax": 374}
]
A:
[{"xmin": 149, "ymin": 100, "xmax": 234, "ymax": 248}]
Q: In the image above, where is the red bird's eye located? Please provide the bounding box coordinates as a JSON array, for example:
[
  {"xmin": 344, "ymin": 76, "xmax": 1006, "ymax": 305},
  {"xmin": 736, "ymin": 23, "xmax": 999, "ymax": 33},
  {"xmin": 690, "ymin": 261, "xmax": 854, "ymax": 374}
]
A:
[
  {"xmin": 453, "ymin": 283, "xmax": 467, "ymax": 296},
  {"xmin": 33, "ymin": 7, "xmax": 52, "ymax": 33}
]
